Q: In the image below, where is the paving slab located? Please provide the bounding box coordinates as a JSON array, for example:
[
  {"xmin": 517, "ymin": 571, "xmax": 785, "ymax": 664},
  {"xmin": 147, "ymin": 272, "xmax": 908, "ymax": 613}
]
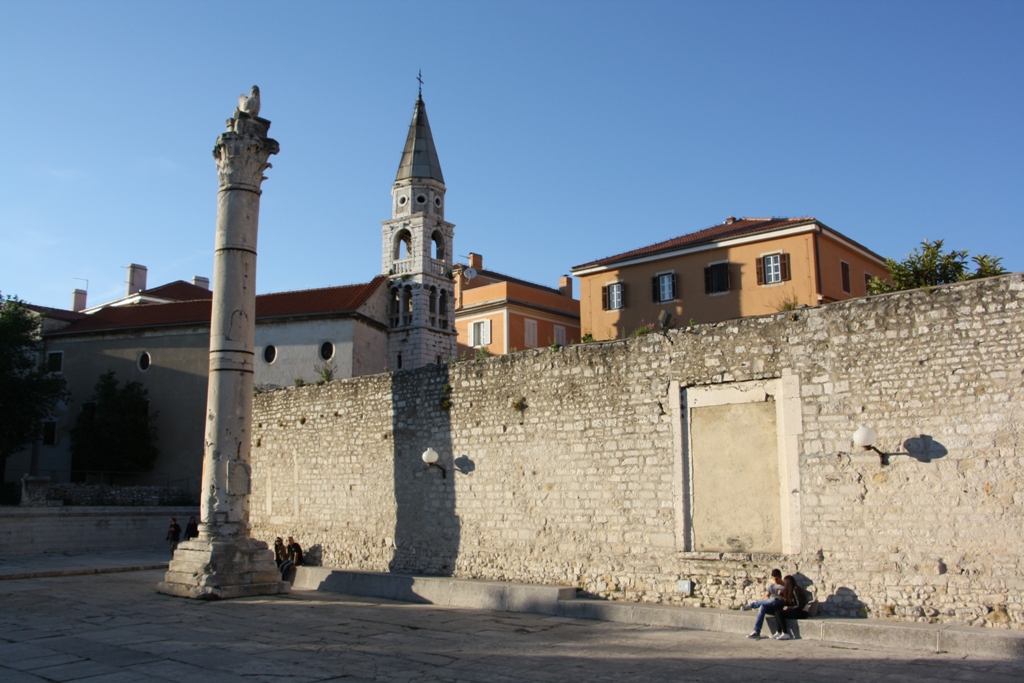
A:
[
  {"xmin": 1, "ymin": 569, "xmax": 1024, "ymax": 682},
  {"xmin": 297, "ymin": 566, "xmax": 1024, "ymax": 660},
  {"xmin": 0, "ymin": 549, "xmax": 169, "ymax": 580}
]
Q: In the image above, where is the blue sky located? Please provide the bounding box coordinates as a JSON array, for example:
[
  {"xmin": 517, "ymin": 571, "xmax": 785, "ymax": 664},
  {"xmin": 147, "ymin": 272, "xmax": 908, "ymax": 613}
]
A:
[{"xmin": 2, "ymin": 1, "xmax": 1021, "ymax": 310}]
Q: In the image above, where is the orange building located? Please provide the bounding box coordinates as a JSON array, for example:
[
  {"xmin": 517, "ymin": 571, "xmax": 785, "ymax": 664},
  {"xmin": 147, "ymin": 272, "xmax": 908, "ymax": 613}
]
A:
[
  {"xmin": 454, "ymin": 253, "xmax": 580, "ymax": 355},
  {"xmin": 571, "ymin": 217, "xmax": 888, "ymax": 341}
]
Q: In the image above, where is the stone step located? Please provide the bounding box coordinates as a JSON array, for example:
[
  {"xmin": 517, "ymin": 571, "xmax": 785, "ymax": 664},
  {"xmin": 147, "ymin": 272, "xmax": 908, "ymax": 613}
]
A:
[
  {"xmin": 292, "ymin": 567, "xmax": 575, "ymax": 615},
  {"xmin": 294, "ymin": 567, "xmax": 1024, "ymax": 660},
  {"xmin": 558, "ymin": 599, "xmax": 1024, "ymax": 659}
]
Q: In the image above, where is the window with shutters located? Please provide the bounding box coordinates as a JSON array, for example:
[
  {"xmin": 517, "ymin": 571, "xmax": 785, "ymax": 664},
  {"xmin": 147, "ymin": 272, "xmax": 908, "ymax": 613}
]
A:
[
  {"xmin": 841, "ymin": 261, "xmax": 851, "ymax": 293},
  {"xmin": 704, "ymin": 262, "xmax": 730, "ymax": 295},
  {"xmin": 471, "ymin": 319, "xmax": 491, "ymax": 347},
  {"xmin": 553, "ymin": 325, "xmax": 566, "ymax": 346},
  {"xmin": 756, "ymin": 253, "xmax": 791, "ymax": 286},
  {"xmin": 601, "ymin": 282, "xmax": 624, "ymax": 310},
  {"xmin": 652, "ymin": 272, "xmax": 677, "ymax": 302},
  {"xmin": 524, "ymin": 319, "xmax": 537, "ymax": 347}
]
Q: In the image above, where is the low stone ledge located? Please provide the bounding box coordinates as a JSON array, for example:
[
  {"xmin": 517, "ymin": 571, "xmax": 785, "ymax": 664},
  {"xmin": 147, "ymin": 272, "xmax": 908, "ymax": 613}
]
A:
[
  {"xmin": 293, "ymin": 567, "xmax": 574, "ymax": 615},
  {"xmin": 939, "ymin": 626, "xmax": 1024, "ymax": 660},
  {"xmin": 565, "ymin": 598, "xmax": 1023, "ymax": 660},
  {"xmin": 294, "ymin": 568, "xmax": 1024, "ymax": 660}
]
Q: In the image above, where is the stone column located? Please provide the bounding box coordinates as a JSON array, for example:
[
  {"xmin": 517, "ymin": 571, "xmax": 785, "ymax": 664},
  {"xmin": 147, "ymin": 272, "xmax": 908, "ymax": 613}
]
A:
[{"xmin": 158, "ymin": 88, "xmax": 288, "ymax": 599}]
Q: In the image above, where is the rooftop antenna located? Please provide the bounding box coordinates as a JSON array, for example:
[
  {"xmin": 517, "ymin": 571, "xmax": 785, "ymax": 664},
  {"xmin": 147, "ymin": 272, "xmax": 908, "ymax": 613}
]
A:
[
  {"xmin": 73, "ymin": 277, "xmax": 89, "ymax": 292},
  {"xmin": 417, "ymin": 70, "xmax": 423, "ymax": 98}
]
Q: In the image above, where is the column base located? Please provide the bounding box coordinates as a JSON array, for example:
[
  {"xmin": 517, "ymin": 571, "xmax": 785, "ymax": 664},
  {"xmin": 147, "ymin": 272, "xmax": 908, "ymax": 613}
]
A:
[{"xmin": 156, "ymin": 536, "xmax": 289, "ymax": 600}]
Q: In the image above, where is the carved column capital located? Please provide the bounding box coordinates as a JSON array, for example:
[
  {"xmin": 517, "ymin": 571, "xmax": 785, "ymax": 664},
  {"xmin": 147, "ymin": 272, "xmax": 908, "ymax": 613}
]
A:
[{"xmin": 213, "ymin": 113, "xmax": 280, "ymax": 192}]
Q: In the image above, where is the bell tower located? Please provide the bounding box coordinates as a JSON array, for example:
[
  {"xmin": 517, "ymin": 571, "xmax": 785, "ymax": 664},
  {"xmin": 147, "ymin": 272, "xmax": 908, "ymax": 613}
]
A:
[{"xmin": 382, "ymin": 94, "xmax": 457, "ymax": 370}]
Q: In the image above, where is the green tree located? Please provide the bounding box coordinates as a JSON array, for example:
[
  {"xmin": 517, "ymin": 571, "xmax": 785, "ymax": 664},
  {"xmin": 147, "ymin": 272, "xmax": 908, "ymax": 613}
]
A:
[
  {"xmin": 69, "ymin": 371, "xmax": 158, "ymax": 474},
  {"xmin": 867, "ymin": 239, "xmax": 1007, "ymax": 294},
  {"xmin": 0, "ymin": 296, "xmax": 67, "ymax": 466}
]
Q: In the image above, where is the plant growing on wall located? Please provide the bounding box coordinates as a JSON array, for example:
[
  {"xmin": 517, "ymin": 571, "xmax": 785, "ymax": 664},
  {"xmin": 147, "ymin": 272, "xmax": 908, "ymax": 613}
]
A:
[
  {"xmin": 69, "ymin": 371, "xmax": 158, "ymax": 474},
  {"xmin": 0, "ymin": 295, "xmax": 68, "ymax": 468},
  {"xmin": 774, "ymin": 293, "xmax": 801, "ymax": 312},
  {"xmin": 868, "ymin": 239, "xmax": 1006, "ymax": 294},
  {"xmin": 630, "ymin": 321, "xmax": 655, "ymax": 337},
  {"xmin": 315, "ymin": 361, "xmax": 337, "ymax": 385}
]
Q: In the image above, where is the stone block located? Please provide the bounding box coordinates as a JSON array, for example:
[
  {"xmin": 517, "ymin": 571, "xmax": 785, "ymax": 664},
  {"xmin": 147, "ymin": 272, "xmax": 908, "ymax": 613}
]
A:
[
  {"xmin": 821, "ymin": 619, "xmax": 938, "ymax": 653},
  {"xmin": 408, "ymin": 577, "xmax": 453, "ymax": 605},
  {"xmin": 938, "ymin": 625, "xmax": 1024, "ymax": 659},
  {"xmin": 556, "ymin": 600, "xmax": 634, "ymax": 623}
]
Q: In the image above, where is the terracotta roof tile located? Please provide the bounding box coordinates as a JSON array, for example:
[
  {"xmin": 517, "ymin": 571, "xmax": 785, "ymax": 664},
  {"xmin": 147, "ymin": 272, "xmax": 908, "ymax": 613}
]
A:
[
  {"xmin": 571, "ymin": 217, "xmax": 817, "ymax": 270},
  {"xmin": 141, "ymin": 280, "xmax": 213, "ymax": 301},
  {"xmin": 47, "ymin": 277, "xmax": 386, "ymax": 337},
  {"xmin": 26, "ymin": 304, "xmax": 89, "ymax": 323}
]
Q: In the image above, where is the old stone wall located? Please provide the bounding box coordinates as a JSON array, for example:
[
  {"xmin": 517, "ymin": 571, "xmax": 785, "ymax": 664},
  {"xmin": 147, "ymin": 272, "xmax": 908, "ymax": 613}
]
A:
[
  {"xmin": 251, "ymin": 274, "xmax": 1024, "ymax": 629},
  {"xmin": 0, "ymin": 506, "xmax": 198, "ymax": 554},
  {"xmin": 46, "ymin": 483, "xmax": 192, "ymax": 507}
]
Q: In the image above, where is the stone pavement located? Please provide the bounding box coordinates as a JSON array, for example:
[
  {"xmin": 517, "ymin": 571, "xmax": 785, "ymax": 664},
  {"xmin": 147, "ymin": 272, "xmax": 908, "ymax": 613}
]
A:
[
  {"xmin": 2, "ymin": 568, "xmax": 1024, "ymax": 683},
  {"xmin": 0, "ymin": 549, "xmax": 169, "ymax": 581}
]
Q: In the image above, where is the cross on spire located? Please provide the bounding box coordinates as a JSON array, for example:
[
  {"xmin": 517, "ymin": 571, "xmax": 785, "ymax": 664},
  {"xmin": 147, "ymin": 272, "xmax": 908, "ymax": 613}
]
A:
[{"xmin": 417, "ymin": 70, "xmax": 423, "ymax": 98}]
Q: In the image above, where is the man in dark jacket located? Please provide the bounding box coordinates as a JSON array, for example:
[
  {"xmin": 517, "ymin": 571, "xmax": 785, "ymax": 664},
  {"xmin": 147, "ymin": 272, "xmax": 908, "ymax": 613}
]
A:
[{"xmin": 166, "ymin": 518, "xmax": 182, "ymax": 556}]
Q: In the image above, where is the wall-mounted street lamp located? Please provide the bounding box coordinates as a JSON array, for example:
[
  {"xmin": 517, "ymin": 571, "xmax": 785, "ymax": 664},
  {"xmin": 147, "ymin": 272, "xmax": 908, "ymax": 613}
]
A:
[
  {"xmin": 422, "ymin": 447, "xmax": 446, "ymax": 478},
  {"xmin": 853, "ymin": 425, "xmax": 888, "ymax": 466}
]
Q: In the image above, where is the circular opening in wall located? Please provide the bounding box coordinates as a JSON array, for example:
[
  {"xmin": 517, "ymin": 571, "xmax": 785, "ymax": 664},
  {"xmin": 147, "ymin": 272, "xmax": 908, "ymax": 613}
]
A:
[
  {"xmin": 416, "ymin": 194, "xmax": 426, "ymax": 204},
  {"xmin": 398, "ymin": 196, "xmax": 408, "ymax": 206},
  {"xmin": 138, "ymin": 352, "xmax": 151, "ymax": 372},
  {"xmin": 263, "ymin": 345, "xmax": 277, "ymax": 364},
  {"xmin": 319, "ymin": 341, "xmax": 334, "ymax": 361},
  {"xmin": 434, "ymin": 197, "xmax": 442, "ymax": 207}
]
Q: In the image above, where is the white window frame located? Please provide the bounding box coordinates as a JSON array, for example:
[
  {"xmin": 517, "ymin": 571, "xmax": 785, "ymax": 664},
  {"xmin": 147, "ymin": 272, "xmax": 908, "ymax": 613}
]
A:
[
  {"xmin": 607, "ymin": 282, "xmax": 623, "ymax": 310},
  {"xmin": 762, "ymin": 253, "xmax": 782, "ymax": 284},
  {"xmin": 471, "ymin": 319, "xmax": 492, "ymax": 347},
  {"xmin": 524, "ymin": 319, "xmax": 537, "ymax": 348},
  {"xmin": 656, "ymin": 271, "xmax": 675, "ymax": 302}
]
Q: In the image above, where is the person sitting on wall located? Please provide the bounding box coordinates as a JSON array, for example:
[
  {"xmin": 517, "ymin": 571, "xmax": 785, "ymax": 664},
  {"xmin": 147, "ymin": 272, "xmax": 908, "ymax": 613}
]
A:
[
  {"xmin": 741, "ymin": 569, "xmax": 783, "ymax": 611},
  {"xmin": 274, "ymin": 537, "xmax": 287, "ymax": 567},
  {"xmin": 184, "ymin": 516, "xmax": 199, "ymax": 541},
  {"xmin": 742, "ymin": 568, "xmax": 787, "ymax": 639},
  {"xmin": 773, "ymin": 578, "xmax": 814, "ymax": 640},
  {"xmin": 287, "ymin": 536, "xmax": 304, "ymax": 568},
  {"xmin": 278, "ymin": 536, "xmax": 303, "ymax": 579}
]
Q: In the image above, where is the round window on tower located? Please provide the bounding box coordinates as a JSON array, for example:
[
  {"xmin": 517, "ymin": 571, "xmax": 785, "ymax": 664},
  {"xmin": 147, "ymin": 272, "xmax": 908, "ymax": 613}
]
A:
[
  {"xmin": 434, "ymin": 197, "xmax": 442, "ymax": 207},
  {"xmin": 263, "ymin": 345, "xmax": 277, "ymax": 364},
  {"xmin": 398, "ymin": 196, "xmax": 408, "ymax": 206},
  {"xmin": 416, "ymin": 194, "xmax": 426, "ymax": 204},
  {"xmin": 138, "ymin": 352, "xmax": 151, "ymax": 372},
  {"xmin": 319, "ymin": 342, "xmax": 334, "ymax": 361}
]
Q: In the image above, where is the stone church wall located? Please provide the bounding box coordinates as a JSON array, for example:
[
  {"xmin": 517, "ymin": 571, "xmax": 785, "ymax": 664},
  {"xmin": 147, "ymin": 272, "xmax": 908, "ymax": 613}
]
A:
[{"xmin": 251, "ymin": 274, "xmax": 1024, "ymax": 629}]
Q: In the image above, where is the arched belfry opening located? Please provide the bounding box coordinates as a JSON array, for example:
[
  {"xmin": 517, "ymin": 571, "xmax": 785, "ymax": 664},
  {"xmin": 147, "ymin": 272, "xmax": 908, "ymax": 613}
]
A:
[
  {"xmin": 381, "ymin": 94, "xmax": 457, "ymax": 370},
  {"xmin": 394, "ymin": 229, "xmax": 413, "ymax": 263}
]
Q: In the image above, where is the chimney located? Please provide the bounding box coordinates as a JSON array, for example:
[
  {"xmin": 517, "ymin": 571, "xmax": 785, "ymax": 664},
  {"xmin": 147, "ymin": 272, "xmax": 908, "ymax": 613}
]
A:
[
  {"xmin": 724, "ymin": 216, "xmax": 736, "ymax": 225},
  {"xmin": 71, "ymin": 289, "xmax": 87, "ymax": 312},
  {"xmin": 126, "ymin": 264, "xmax": 147, "ymax": 296},
  {"xmin": 192, "ymin": 276, "xmax": 210, "ymax": 290},
  {"xmin": 559, "ymin": 276, "xmax": 573, "ymax": 298},
  {"xmin": 468, "ymin": 253, "xmax": 483, "ymax": 270}
]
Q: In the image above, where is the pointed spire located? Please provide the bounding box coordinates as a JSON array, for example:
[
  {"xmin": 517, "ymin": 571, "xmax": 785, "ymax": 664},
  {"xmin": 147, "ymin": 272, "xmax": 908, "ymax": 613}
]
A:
[{"xmin": 395, "ymin": 95, "xmax": 444, "ymax": 184}]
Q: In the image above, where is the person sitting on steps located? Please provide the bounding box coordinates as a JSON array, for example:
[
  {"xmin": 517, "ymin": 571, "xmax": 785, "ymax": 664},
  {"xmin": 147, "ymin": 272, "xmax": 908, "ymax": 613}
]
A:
[{"xmin": 743, "ymin": 569, "xmax": 787, "ymax": 639}]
